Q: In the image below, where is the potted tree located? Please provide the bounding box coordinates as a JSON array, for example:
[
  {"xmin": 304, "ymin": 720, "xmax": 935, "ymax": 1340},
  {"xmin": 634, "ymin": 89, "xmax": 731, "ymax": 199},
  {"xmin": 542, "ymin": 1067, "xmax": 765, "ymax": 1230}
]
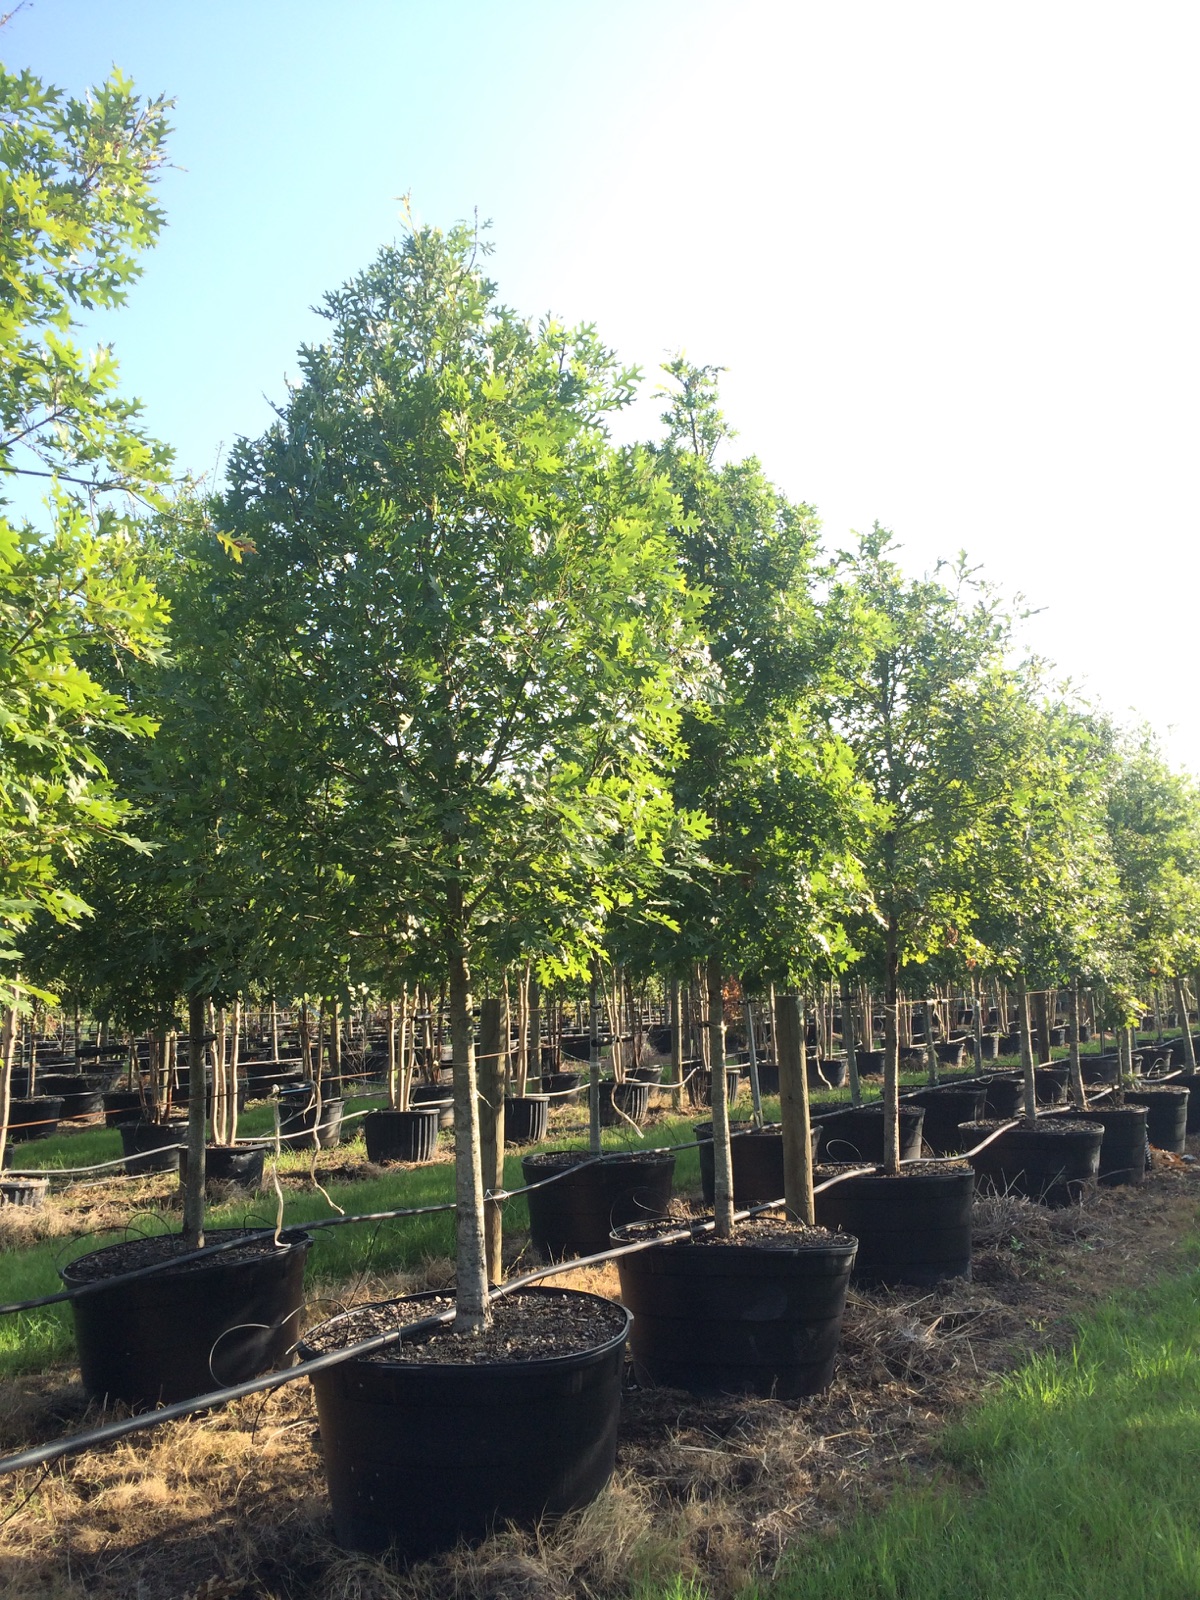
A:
[{"xmin": 208, "ymin": 222, "xmax": 695, "ymax": 1552}]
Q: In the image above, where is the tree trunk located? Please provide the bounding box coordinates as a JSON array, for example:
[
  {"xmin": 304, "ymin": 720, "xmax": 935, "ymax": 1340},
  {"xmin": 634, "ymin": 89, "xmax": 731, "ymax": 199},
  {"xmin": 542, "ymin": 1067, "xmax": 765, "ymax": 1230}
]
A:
[
  {"xmin": 1032, "ymin": 988, "xmax": 1051, "ymax": 1065},
  {"xmin": 883, "ymin": 922, "xmax": 901, "ymax": 1175},
  {"xmin": 669, "ymin": 975, "xmax": 684, "ymax": 1111},
  {"xmin": 477, "ymin": 995, "xmax": 506, "ymax": 1286},
  {"xmin": 448, "ymin": 920, "xmax": 489, "ymax": 1334},
  {"xmin": 972, "ymin": 974, "xmax": 985, "ymax": 1068},
  {"xmin": 840, "ymin": 973, "xmax": 861, "ymax": 1107},
  {"xmin": 1017, "ymin": 971, "xmax": 1038, "ymax": 1124},
  {"xmin": 527, "ymin": 972, "xmax": 541, "ymax": 1090},
  {"xmin": 774, "ymin": 990, "xmax": 814, "ymax": 1224},
  {"xmin": 924, "ymin": 993, "xmax": 940, "ymax": 1085},
  {"xmin": 588, "ymin": 970, "xmax": 602, "ymax": 1155},
  {"xmin": 1174, "ymin": 977, "xmax": 1197, "ymax": 1069},
  {"xmin": 707, "ymin": 953, "xmax": 734, "ymax": 1238},
  {"xmin": 0, "ymin": 1000, "xmax": 17, "ymax": 1177},
  {"xmin": 182, "ymin": 993, "xmax": 208, "ymax": 1249},
  {"xmin": 1068, "ymin": 977, "xmax": 1087, "ymax": 1108},
  {"xmin": 387, "ymin": 998, "xmax": 398, "ymax": 1109},
  {"xmin": 745, "ymin": 994, "xmax": 764, "ymax": 1128}
]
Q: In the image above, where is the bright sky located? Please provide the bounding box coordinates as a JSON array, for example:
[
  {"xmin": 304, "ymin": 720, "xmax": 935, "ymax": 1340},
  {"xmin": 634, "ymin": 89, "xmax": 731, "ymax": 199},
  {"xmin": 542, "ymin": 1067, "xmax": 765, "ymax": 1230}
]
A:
[{"xmin": 9, "ymin": 0, "xmax": 1200, "ymax": 768}]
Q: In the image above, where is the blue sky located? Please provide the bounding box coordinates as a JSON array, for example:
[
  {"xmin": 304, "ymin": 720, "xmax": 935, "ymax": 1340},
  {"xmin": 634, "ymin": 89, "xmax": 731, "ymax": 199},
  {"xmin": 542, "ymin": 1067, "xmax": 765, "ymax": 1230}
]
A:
[{"xmin": 9, "ymin": 0, "xmax": 1200, "ymax": 768}]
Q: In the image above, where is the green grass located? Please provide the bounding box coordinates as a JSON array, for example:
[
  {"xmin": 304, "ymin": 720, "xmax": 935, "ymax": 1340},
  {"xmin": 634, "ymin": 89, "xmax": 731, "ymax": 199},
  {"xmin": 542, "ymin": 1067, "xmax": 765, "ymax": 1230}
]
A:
[{"xmin": 685, "ymin": 1242, "xmax": 1200, "ymax": 1600}]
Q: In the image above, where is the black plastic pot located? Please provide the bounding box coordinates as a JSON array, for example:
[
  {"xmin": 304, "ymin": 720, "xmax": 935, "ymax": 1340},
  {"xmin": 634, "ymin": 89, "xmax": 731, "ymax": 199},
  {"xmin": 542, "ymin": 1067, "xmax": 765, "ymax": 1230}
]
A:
[
  {"xmin": 504, "ymin": 1094, "xmax": 550, "ymax": 1145},
  {"xmin": 753, "ymin": 1061, "xmax": 781, "ymax": 1094},
  {"xmin": 1073, "ymin": 1104, "xmax": 1148, "ymax": 1185},
  {"xmin": 1172, "ymin": 1071, "xmax": 1200, "ymax": 1133},
  {"xmin": 614, "ymin": 1224, "xmax": 857, "ymax": 1398},
  {"xmin": 245, "ymin": 1066, "xmax": 305, "ymax": 1100},
  {"xmin": 302, "ymin": 1287, "xmax": 629, "ymax": 1556},
  {"xmin": 808, "ymin": 1057, "xmax": 848, "ymax": 1090},
  {"xmin": 537, "ymin": 1070, "xmax": 585, "ymax": 1105},
  {"xmin": 61, "ymin": 1227, "xmax": 311, "ymax": 1409},
  {"xmin": 695, "ymin": 1121, "xmax": 822, "ymax": 1209},
  {"xmin": 686, "ymin": 1066, "xmax": 743, "ymax": 1110},
  {"xmin": 599, "ymin": 1079, "xmax": 651, "ymax": 1127},
  {"xmin": 409, "ymin": 1081, "xmax": 454, "ymax": 1130},
  {"xmin": 56, "ymin": 1085, "xmax": 104, "ymax": 1120},
  {"xmin": 279, "ymin": 1089, "xmax": 345, "ymax": 1150},
  {"xmin": 364, "ymin": 1107, "xmax": 440, "ymax": 1164},
  {"xmin": 0, "ymin": 1177, "xmax": 48, "ymax": 1207},
  {"xmin": 6, "ymin": 1096, "xmax": 64, "ymax": 1142},
  {"xmin": 1034, "ymin": 1065, "xmax": 1069, "ymax": 1106},
  {"xmin": 1123, "ymin": 1086, "xmax": 1189, "ymax": 1154},
  {"xmin": 816, "ymin": 1103, "xmax": 925, "ymax": 1163},
  {"xmin": 855, "ymin": 1049, "xmax": 886, "ymax": 1074},
  {"xmin": 1081, "ymin": 1054, "xmax": 1121, "ymax": 1085},
  {"xmin": 958, "ymin": 1119, "xmax": 1103, "ymax": 1207},
  {"xmin": 982, "ymin": 1075, "xmax": 1025, "ymax": 1117},
  {"xmin": 908, "ymin": 1087, "xmax": 987, "ymax": 1155},
  {"xmin": 934, "ymin": 1039, "xmax": 968, "ymax": 1068},
  {"xmin": 102, "ymin": 1088, "xmax": 146, "ymax": 1127},
  {"xmin": 559, "ymin": 1034, "xmax": 593, "ymax": 1063},
  {"xmin": 627, "ymin": 1064, "xmax": 664, "ymax": 1085},
  {"xmin": 119, "ymin": 1119, "xmax": 186, "ymax": 1175},
  {"xmin": 978, "ymin": 1033, "xmax": 1002, "ymax": 1061},
  {"xmin": 523, "ymin": 1149, "xmax": 677, "ymax": 1259},
  {"xmin": 35, "ymin": 1071, "xmax": 84, "ymax": 1095},
  {"xmin": 814, "ymin": 1162, "xmax": 975, "ymax": 1285},
  {"xmin": 178, "ymin": 1144, "xmax": 267, "ymax": 1189}
]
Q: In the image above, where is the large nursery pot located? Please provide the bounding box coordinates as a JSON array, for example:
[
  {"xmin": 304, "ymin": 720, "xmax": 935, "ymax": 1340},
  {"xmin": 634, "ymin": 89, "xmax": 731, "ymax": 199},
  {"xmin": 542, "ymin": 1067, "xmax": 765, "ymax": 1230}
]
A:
[
  {"xmin": 504, "ymin": 1093, "xmax": 550, "ymax": 1145},
  {"xmin": 958, "ymin": 1118, "xmax": 1103, "ymax": 1207},
  {"xmin": 61, "ymin": 1226, "xmax": 312, "ymax": 1408},
  {"xmin": 363, "ymin": 1107, "xmax": 440, "ymax": 1164},
  {"xmin": 537, "ymin": 1069, "xmax": 586, "ymax": 1105},
  {"xmin": 179, "ymin": 1144, "xmax": 266, "ymax": 1190},
  {"xmin": 753, "ymin": 1061, "xmax": 781, "ymax": 1094},
  {"xmin": 1122, "ymin": 1085, "xmax": 1189, "ymax": 1154},
  {"xmin": 854, "ymin": 1049, "xmax": 886, "ymax": 1074},
  {"xmin": 599, "ymin": 1078, "xmax": 651, "ymax": 1127},
  {"xmin": 1081, "ymin": 1054, "xmax": 1121, "ymax": 1086},
  {"xmin": 1172, "ymin": 1072, "xmax": 1200, "ymax": 1134},
  {"xmin": 982, "ymin": 1074, "xmax": 1025, "ymax": 1117},
  {"xmin": 613, "ymin": 1216, "xmax": 857, "ymax": 1398},
  {"xmin": 808, "ymin": 1056, "xmax": 848, "ymax": 1090},
  {"xmin": 278, "ymin": 1086, "xmax": 345, "ymax": 1150},
  {"xmin": 814, "ymin": 1160, "xmax": 975, "ymax": 1285},
  {"xmin": 522, "ymin": 1148, "xmax": 676, "ymax": 1259},
  {"xmin": 0, "ymin": 1176, "xmax": 48, "ymax": 1208},
  {"xmin": 119, "ymin": 1119, "xmax": 186, "ymax": 1175},
  {"xmin": 907, "ymin": 1086, "xmax": 987, "ymax": 1155},
  {"xmin": 5, "ymin": 1096, "xmax": 64, "ymax": 1142},
  {"xmin": 686, "ymin": 1066, "xmax": 742, "ymax": 1111},
  {"xmin": 103, "ymin": 1088, "xmax": 146, "ymax": 1127},
  {"xmin": 1073, "ymin": 1104, "xmax": 1148, "ymax": 1185},
  {"xmin": 409, "ymin": 1080, "xmax": 455, "ymax": 1129},
  {"xmin": 300, "ymin": 1286, "xmax": 630, "ymax": 1556},
  {"xmin": 696, "ymin": 1120, "xmax": 822, "ymax": 1209},
  {"xmin": 1033, "ymin": 1065, "xmax": 1069, "ymax": 1106},
  {"xmin": 816, "ymin": 1102, "xmax": 925, "ymax": 1164},
  {"xmin": 934, "ymin": 1039, "xmax": 968, "ymax": 1068}
]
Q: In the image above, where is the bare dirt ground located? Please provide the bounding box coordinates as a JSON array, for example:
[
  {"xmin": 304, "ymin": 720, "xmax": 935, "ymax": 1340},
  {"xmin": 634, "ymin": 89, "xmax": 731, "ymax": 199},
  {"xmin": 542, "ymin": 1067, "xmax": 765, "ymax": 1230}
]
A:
[{"xmin": 1, "ymin": 1144, "xmax": 1198, "ymax": 1600}]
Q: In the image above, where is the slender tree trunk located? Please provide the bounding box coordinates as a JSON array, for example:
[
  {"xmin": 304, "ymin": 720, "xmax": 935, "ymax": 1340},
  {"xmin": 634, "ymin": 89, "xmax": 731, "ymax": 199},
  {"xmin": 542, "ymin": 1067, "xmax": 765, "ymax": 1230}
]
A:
[
  {"xmin": 448, "ymin": 909, "xmax": 489, "ymax": 1333},
  {"xmin": 1068, "ymin": 978, "xmax": 1087, "ymax": 1108},
  {"xmin": 924, "ymin": 993, "xmax": 940, "ymax": 1085},
  {"xmin": 775, "ymin": 990, "xmax": 814, "ymax": 1223},
  {"xmin": 707, "ymin": 953, "xmax": 734, "ymax": 1238},
  {"xmin": 527, "ymin": 972, "xmax": 541, "ymax": 1090},
  {"xmin": 670, "ymin": 975, "xmax": 684, "ymax": 1111},
  {"xmin": 588, "ymin": 969, "xmax": 602, "ymax": 1155},
  {"xmin": 387, "ymin": 998, "xmax": 398, "ymax": 1110},
  {"xmin": 0, "ymin": 999, "xmax": 18, "ymax": 1177},
  {"xmin": 1174, "ymin": 977, "xmax": 1197, "ymax": 1068},
  {"xmin": 883, "ymin": 921, "xmax": 901, "ymax": 1175},
  {"xmin": 182, "ymin": 993, "xmax": 208, "ymax": 1249},
  {"xmin": 972, "ymin": 974, "xmax": 985, "ymax": 1068},
  {"xmin": 745, "ymin": 993, "xmax": 764, "ymax": 1128},
  {"xmin": 841, "ymin": 972, "xmax": 861, "ymax": 1107},
  {"xmin": 477, "ymin": 995, "xmax": 506, "ymax": 1285},
  {"xmin": 1017, "ymin": 970, "xmax": 1038, "ymax": 1123},
  {"xmin": 515, "ymin": 966, "xmax": 530, "ymax": 1096}
]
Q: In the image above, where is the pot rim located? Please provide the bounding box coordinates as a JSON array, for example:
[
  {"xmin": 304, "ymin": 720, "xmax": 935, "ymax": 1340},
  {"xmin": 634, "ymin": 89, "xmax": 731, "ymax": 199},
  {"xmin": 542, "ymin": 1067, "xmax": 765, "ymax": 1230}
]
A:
[
  {"xmin": 297, "ymin": 1284, "xmax": 631, "ymax": 1373},
  {"xmin": 59, "ymin": 1225, "xmax": 312, "ymax": 1286}
]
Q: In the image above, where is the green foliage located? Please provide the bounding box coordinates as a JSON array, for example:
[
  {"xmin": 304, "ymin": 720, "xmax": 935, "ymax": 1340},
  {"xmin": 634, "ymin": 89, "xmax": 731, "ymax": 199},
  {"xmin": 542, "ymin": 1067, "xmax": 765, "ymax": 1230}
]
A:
[{"xmin": 0, "ymin": 63, "xmax": 172, "ymax": 1005}]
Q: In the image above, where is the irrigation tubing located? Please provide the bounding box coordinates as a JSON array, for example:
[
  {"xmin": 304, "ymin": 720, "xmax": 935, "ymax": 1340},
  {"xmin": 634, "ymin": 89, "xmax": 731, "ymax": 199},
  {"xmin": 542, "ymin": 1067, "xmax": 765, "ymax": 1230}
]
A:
[{"xmin": 0, "ymin": 1185, "xmax": 877, "ymax": 1481}]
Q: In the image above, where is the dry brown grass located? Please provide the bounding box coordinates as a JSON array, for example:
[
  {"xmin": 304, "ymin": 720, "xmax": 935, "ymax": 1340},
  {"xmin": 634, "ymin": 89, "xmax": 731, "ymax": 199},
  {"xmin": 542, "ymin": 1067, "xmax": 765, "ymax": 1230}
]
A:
[{"xmin": 0, "ymin": 1148, "xmax": 1198, "ymax": 1600}]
